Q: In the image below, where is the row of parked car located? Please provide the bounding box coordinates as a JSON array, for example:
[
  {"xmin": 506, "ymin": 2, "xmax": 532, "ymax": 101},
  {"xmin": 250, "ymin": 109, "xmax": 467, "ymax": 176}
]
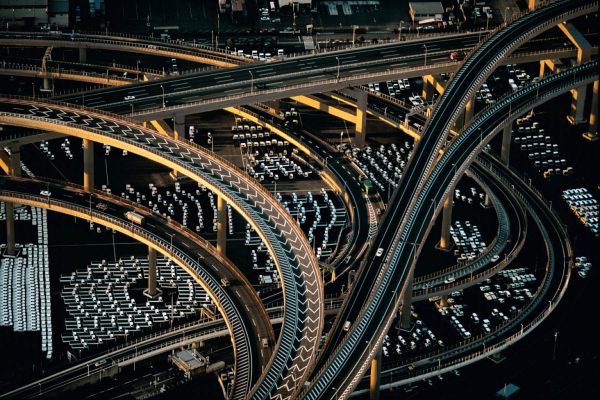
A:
[{"xmin": 562, "ymin": 188, "xmax": 599, "ymax": 237}]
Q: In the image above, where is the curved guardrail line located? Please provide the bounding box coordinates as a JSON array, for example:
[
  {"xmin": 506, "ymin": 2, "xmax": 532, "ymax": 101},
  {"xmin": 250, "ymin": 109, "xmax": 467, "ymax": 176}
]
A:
[
  {"xmin": 0, "ymin": 182, "xmax": 256, "ymax": 399},
  {"xmin": 307, "ymin": 1, "xmax": 597, "ymax": 388},
  {"xmin": 0, "ymin": 31, "xmax": 248, "ymax": 67},
  {"xmin": 0, "ymin": 97, "xmax": 323, "ymax": 400},
  {"xmin": 303, "ymin": 44, "xmax": 597, "ymax": 400}
]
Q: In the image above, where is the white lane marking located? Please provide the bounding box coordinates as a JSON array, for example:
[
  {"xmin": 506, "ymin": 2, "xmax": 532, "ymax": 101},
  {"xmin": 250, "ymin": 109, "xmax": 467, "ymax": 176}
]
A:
[{"xmin": 215, "ymin": 77, "xmax": 235, "ymax": 83}]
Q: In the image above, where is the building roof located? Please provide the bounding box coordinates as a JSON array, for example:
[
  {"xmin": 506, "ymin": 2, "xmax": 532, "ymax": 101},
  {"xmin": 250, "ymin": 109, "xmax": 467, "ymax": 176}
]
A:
[{"xmin": 409, "ymin": 2, "xmax": 444, "ymax": 15}]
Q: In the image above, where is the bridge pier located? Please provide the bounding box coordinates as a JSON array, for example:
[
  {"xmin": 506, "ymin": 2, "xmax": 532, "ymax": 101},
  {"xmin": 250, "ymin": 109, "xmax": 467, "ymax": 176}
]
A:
[
  {"xmin": 584, "ymin": 80, "xmax": 598, "ymax": 141},
  {"xmin": 500, "ymin": 124, "xmax": 512, "ymax": 165},
  {"xmin": 173, "ymin": 113, "xmax": 185, "ymax": 141},
  {"xmin": 558, "ymin": 22, "xmax": 591, "ymax": 125},
  {"xmin": 567, "ymin": 82, "xmax": 588, "ymax": 125},
  {"xmin": 144, "ymin": 247, "xmax": 162, "ymax": 298},
  {"xmin": 439, "ymin": 295, "xmax": 448, "ymax": 308},
  {"xmin": 400, "ymin": 268, "xmax": 414, "ymax": 329},
  {"xmin": 79, "ymin": 48, "xmax": 87, "ymax": 64},
  {"xmin": 463, "ymin": 94, "xmax": 476, "ymax": 127},
  {"xmin": 422, "ymin": 75, "xmax": 435, "ymax": 103},
  {"xmin": 422, "ymin": 74, "xmax": 446, "ymax": 103},
  {"xmin": 437, "ymin": 191, "xmax": 454, "ymax": 251},
  {"xmin": 5, "ymin": 145, "xmax": 21, "ymax": 256},
  {"xmin": 369, "ymin": 345, "xmax": 382, "ymax": 400},
  {"xmin": 217, "ymin": 195, "xmax": 228, "ymax": 256},
  {"xmin": 354, "ymin": 89, "xmax": 367, "ymax": 148},
  {"xmin": 528, "ymin": 0, "xmax": 540, "ymax": 10},
  {"xmin": 5, "ymin": 202, "xmax": 15, "ymax": 256},
  {"xmin": 82, "ymin": 138, "xmax": 94, "ymax": 191},
  {"xmin": 539, "ymin": 59, "xmax": 563, "ymax": 78},
  {"xmin": 483, "ymin": 193, "xmax": 493, "ymax": 208}
]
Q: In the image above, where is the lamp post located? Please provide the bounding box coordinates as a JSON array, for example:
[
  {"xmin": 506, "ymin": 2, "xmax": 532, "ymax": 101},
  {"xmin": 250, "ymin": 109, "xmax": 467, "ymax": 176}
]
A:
[
  {"xmin": 340, "ymin": 131, "xmax": 343, "ymax": 148},
  {"xmin": 31, "ymin": 82, "xmax": 35, "ymax": 99},
  {"xmin": 422, "ymin": 44, "xmax": 427, "ymax": 66},
  {"xmin": 249, "ymin": 70, "xmax": 254, "ymax": 93},
  {"xmin": 136, "ymin": 60, "xmax": 140, "ymax": 81},
  {"xmin": 336, "ymin": 56, "xmax": 340, "ymax": 81},
  {"xmin": 168, "ymin": 232, "xmax": 174, "ymax": 250},
  {"xmin": 398, "ymin": 21, "xmax": 403, "ymax": 40},
  {"xmin": 160, "ymin": 84, "xmax": 165, "ymax": 109}
]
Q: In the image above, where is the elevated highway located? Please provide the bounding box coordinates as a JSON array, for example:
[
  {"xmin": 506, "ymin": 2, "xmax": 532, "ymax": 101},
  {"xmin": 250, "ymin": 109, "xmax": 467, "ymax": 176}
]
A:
[
  {"xmin": 0, "ymin": 31, "xmax": 248, "ymax": 67},
  {"xmin": 351, "ymin": 154, "xmax": 573, "ymax": 395},
  {"xmin": 0, "ymin": 175, "xmax": 273, "ymax": 400},
  {"xmin": 45, "ymin": 35, "xmax": 594, "ymax": 119},
  {"xmin": 0, "ymin": 97, "xmax": 323, "ymax": 400},
  {"xmin": 304, "ymin": 11, "xmax": 597, "ymax": 393},
  {"xmin": 225, "ymin": 105, "xmax": 373, "ymax": 276},
  {"xmin": 310, "ymin": 2, "xmax": 597, "ymax": 388}
]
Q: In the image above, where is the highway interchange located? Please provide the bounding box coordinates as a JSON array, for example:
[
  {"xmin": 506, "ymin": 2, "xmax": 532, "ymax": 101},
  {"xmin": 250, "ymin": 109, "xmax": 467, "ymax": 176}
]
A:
[{"xmin": 0, "ymin": 0, "xmax": 598, "ymax": 399}]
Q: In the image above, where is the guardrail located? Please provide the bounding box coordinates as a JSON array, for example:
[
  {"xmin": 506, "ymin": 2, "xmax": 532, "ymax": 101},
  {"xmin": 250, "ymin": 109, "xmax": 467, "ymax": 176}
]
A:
[
  {"xmin": 413, "ymin": 170, "xmax": 519, "ymax": 288},
  {"xmin": 0, "ymin": 187, "xmax": 254, "ymax": 400},
  {"xmin": 366, "ymin": 157, "xmax": 569, "ymax": 386},
  {"xmin": 0, "ymin": 31, "xmax": 246, "ymax": 66},
  {"xmin": 0, "ymin": 62, "xmax": 134, "ymax": 84},
  {"xmin": 128, "ymin": 55, "xmax": 464, "ymax": 118}
]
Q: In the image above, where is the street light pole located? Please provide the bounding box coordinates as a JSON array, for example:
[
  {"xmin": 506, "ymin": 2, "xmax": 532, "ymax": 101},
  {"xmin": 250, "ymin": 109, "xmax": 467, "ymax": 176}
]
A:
[
  {"xmin": 160, "ymin": 84, "xmax": 165, "ymax": 109},
  {"xmin": 336, "ymin": 56, "xmax": 340, "ymax": 81},
  {"xmin": 423, "ymin": 44, "xmax": 427, "ymax": 66},
  {"xmin": 249, "ymin": 70, "xmax": 254, "ymax": 93},
  {"xmin": 340, "ymin": 131, "xmax": 343, "ymax": 148},
  {"xmin": 136, "ymin": 60, "xmax": 140, "ymax": 81}
]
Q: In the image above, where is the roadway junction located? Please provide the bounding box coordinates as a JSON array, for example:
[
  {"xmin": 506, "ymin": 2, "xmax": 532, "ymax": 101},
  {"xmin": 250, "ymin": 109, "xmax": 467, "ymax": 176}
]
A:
[{"xmin": 0, "ymin": 0, "xmax": 598, "ymax": 399}]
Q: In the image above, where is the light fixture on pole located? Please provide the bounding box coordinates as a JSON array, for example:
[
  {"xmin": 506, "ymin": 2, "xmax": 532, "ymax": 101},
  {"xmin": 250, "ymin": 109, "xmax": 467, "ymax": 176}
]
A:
[{"xmin": 160, "ymin": 85, "xmax": 165, "ymax": 109}]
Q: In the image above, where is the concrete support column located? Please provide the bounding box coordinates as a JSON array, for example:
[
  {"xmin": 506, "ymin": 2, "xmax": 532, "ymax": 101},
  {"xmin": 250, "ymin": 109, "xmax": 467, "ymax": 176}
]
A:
[
  {"xmin": 528, "ymin": 0, "xmax": 539, "ymax": 10},
  {"xmin": 369, "ymin": 345, "xmax": 382, "ymax": 400},
  {"xmin": 216, "ymin": 195, "xmax": 227, "ymax": 256},
  {"xmin": 439, "ymin": 295, "xmax": 448, "ymax": 308},
  {"xmin": 422, "ymin": 75, "xmax": 435, "ymax": 102},
  {"xmin": 82, "ymin": 139, "xmax": 94, "ymax": 191},
  {"xmin": 173, "ymin": 113, "xmax": 185, "ymax": 141},
  {"xmin": 9, "ymin": 145, "xmax": 21, "ymax": 177},
  {"xmin": 558, "ymin": 22, "xmax": 591, "ymax": 125},
  {"xmin": 5, "ymin": 202, "xmax": 15, "ymax": 256},
  {"xmin": 400, "ymin": 267, "xmax": 414, "ymax": 329},
  {"xmin": 500, "ymin": 124, "xmax": 512, "ymax": 165},
  {"xmin": 5, "ymin": 145, "xmax": 21, "ymax": 256},
  {"xmin": 79, "ymin": 47, "xmax": 87, "ymax": 63},
  {"xmin": 438, "ymin": 191, "xmax": 454, "ymax": 251},
  {"xmin": 144, "ymin": 247, "xmax": 161, "ymax": 298},
  {"xmin": 169, "ymin": 114, "xmax": 186, "ymax": 179},
  {"xmin": 464, "ymin": 95, "xmax": 476, "ymax": 126},
  {"xmin": 539, "ymin": 59, "xmax": 563, "ymax": 78},
  {"xmin": 568, "ymin": 85, "xmax": 588, "ymax": 125},
  {"xmin": 483, "ymin": 194, "xmax": 493, "ymax": 208},
  {"xmin": 43, "ymin": 77, "xmax": 51, "ymax": 91},
  {"xmin": 585, "ymin": 80, "xmax": 598, "ymax": 140},
  {"xmin": 355, "ymin": 89, "xmax": 367, "ymax": 148}
]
